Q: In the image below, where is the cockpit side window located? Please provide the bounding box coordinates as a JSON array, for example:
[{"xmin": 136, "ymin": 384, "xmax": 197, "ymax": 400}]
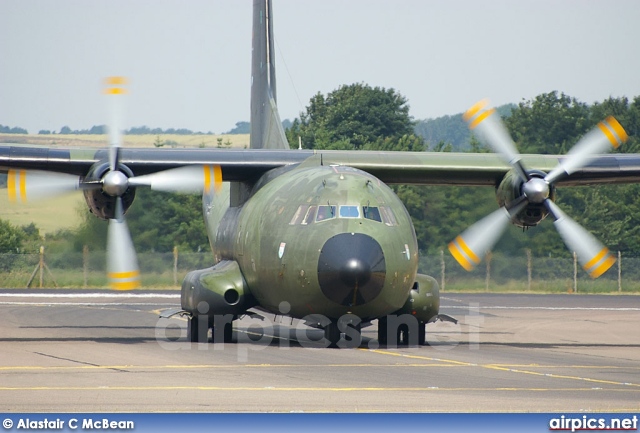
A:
[
  {"xmin": 316, "ymin": 205, "xmax": 337, "ymax": 222},
  {"xmin": 289, "ymin": 205, "xmax": 309, "ymax": 225},
  {"xmin": 363, "ymin": 206, "xmax": 382, "ymax": 222},
  {"xmin": 302, "ymin": 205, "xmax": 318, "ymax": 225},
  {"xmin": 379, "ymin": 206, "xmax": 398, "ymax": 226},
  {"xmin": 339, "ymin": 205, "xmax": 360, "ymax": 218}
]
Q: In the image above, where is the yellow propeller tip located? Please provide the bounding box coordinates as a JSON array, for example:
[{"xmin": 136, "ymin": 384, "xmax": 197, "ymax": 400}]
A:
[
  {"xmin": 105, "ymin": 76, "xmax": 129, "ymax": 85},
  {"xmin": 463, "ymin": 98, "xmax": 490, "ymax": 122},
  {"xmin": 604, "ymin": 116, "xmax": 629, "ymax": 143},
  {"xmin": 103, "ymin": 88, "xmax": 129, "ymax": 95},
  {"xmin": 448, "ymin": 241, "xmax": 476, "ymax": 272}
]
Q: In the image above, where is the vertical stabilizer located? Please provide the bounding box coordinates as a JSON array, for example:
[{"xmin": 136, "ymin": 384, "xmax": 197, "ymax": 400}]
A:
[{"xmin": 250, "ymin": 0, "xmax": 289, "ymax": 149}]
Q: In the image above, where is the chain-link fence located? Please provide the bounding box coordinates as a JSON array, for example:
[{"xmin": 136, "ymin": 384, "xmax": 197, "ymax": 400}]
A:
[
  {"xmin": 420, "ymin": 251, "xmax": 639, "ymax": 293},
  {"xmin": 1, "ymin": 248, "xmax": 637, "ymax": 293},
  {"xmin": 0, "ymin": 249, "xmax": 212, "ymax": 289}
]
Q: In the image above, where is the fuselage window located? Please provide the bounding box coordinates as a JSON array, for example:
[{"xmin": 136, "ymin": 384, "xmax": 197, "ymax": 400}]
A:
[
  {"xmin": 316, "ymin": 205, "xmax": 337, "ymax": 222},
  {"xmin": 289, "ymin": 205, "xmax": 309, "ymax": 225},
  {"xmin": 302, "ymin": 205, "xmax": 318, "ymax": 225},
  {"xmin": 339, "ymin": 205, "xmax": 360, "ymax": 218},
  {"xmin": 363, "ymin": 206, "xmax": 382, "ymax": 222},
  {"xmin": 379, "ymin": 206, "xmax": 398, "ymax": 226}
]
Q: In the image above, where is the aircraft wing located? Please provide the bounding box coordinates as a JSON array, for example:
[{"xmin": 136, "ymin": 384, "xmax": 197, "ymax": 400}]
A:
[{"xmin": 2, "ymin": 144, "xmax": 640, "ymax": 187}]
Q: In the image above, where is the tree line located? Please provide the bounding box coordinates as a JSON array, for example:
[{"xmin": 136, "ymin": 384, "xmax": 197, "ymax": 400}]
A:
[
  {"xmin": 1, "ymin": 85, "xmax": 639, "ymax": 265},
  {"xmin": 36, "ymin": 125, "xmax": 212, "ymax": 136}
]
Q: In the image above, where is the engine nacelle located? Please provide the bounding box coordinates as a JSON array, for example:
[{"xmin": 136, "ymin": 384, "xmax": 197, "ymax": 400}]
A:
[
  {"xmin": 496, "ymin": 168, "xmax": 556, "ymax": 228},
  {"xmin": 181, "ymin": 260, "xmax": 257, "ymax": 321},
  {"xmin": 392, "ymin": 273, "xmax": 439, "ymax": 323},
  {"xmin": 82, "ymin": 162, "xmax": 136, "ymax": 220}
]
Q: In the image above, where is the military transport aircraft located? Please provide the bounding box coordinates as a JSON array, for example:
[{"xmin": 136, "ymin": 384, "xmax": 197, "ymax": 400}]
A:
[{"xmin": 1, "ymin": 0, "xmax": 638, "ymax": 347}]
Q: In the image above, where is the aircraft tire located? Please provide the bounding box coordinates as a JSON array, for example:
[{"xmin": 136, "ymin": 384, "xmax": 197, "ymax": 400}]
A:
[
  {"xmin": 211, "ymin": 315, "xmax": 235, "ymax": 343},
  {"xmin": 397, "ymin": 323, "xmax": 409, "ymax": 346},
  {"xmin": 324, "ymin": 322, "xmax": 340, "ymax": 348},
  {"xmin": 377, "ymin": 317, "xmax": 388, "ymax": 345},
  {"xmin": 187, "ymin": 317, "xmax": 198, "ymax": 342},
  {"xmin": 418, "ymin": 321, "xmax": 426, "ymax": 346}
]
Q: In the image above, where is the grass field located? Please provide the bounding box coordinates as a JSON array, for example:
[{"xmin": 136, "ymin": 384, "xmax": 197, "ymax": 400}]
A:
[
  {"xmin": 0, "ymin": 191, "xmax": 84, "ymax": 235},
  {"xmin": 0, "ymin": 133, "xmax": 250, "ymax": 149}
]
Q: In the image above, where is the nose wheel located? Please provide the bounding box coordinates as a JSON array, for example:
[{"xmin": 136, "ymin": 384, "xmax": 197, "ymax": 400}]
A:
[
  {"xmin": 187, "ymin": 315, "xmax": 234, "ymax": 343},
  {"xmin": 323, "ymin": 320, "xmax": 362, "ymax": 348}
]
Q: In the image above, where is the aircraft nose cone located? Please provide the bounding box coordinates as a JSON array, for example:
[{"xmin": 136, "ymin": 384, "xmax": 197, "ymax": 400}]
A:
[
  {"xmin": 343, "ymin": 258, "xmax": 371, "ymax": 286},
  {"xmin": 317, "ymin": 233, "xmax": 386, "ymax": 307}
]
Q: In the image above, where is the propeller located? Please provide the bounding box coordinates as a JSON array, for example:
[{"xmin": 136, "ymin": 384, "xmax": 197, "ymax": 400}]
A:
[
  {"xmin": 450, "ymin": 99, "xmax": 627, "ymax": 278},
  {"xmin": 101, "ymin": 77, "xmax": 140, "ymax": 290},
  {"xmin": 5, "ymin": 77, "xmax": 223, "ymax": 290}
]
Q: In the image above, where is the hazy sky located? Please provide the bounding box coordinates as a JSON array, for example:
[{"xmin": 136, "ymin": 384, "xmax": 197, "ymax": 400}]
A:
[{"xmin": 1, "ymin": 0, "xmax": 639, "ymax": 134}]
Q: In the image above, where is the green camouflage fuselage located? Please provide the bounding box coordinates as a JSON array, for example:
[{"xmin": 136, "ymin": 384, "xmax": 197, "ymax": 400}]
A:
[{"xmin": 203, "ymin": 160, "xmax": 419, "ymax": 321}]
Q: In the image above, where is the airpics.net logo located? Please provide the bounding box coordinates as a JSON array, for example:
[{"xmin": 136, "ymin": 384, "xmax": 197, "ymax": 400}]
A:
[
  {"xmin": 154, "ymin": 301, "xmax": 484, "ymax": 361},
  {"xmin": 549, "ymin": 415, "xmax": 638, "ymax": 432}
]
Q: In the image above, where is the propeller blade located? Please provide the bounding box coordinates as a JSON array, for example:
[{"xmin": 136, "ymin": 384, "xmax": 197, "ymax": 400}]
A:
[
  {"xmin": 545, "ymin": 116, "xmax": 628, "ymax": 184},
  {"xmin": 106, "ymin": 197, "xmax": 140, "ymax": 290},
  {"xmin": 104, "ymin": 76, "xmax": 128, "ymax": 171},
  {"xmin": 128, "ymin": 165, "xmax": 223, "ymax": 194},
  {"xmin": 463, "ymin": 99, "xmax": 528, "ymax": 181},
  {"xmin": 449, "ymin": 200, "xmax": 528, "ymax": 271},
  {"xmin": 6, "ymin": 169, "xmax": 80, "ymax": 203},
  {"xmin": 545, "ymin": 200, "xmax": 615, "ymax": 278}
]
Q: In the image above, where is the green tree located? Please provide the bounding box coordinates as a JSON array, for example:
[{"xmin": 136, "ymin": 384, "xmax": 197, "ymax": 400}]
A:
[
  {"xmin": 287, "ymin": 83, "xmax": 416, "ymax": 150},
  {"xmin": 504, "ymin": 91, "xmax": 591, "ymax": 154},
  {"xmin": 0, "ymin": 219, "xmax": 24, "ymax": 253},
  {"xmin": 74, "ymin": 190, "xmax": 208, "ymax": 253}
]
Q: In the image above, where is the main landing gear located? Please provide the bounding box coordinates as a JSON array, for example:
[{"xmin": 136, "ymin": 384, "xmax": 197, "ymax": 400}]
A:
[
  {"xmin": 323, "ymin": 318, "xmax": 362, "ymax": 348},
  {"xmin": 377, "ymin": 316, "xmax": 427, "ymax": 347},
  {"xmin": 187, "ymin": 314, "xmax": 235, "ymax": 343},
  {"xmin": 321, "ymin": 315, "xmax": 429, "ymax": 348}
]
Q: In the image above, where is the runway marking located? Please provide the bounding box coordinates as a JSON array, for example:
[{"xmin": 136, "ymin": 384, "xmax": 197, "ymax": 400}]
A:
[
  {"xmin": 0, "ymin": 302, "xmax": 175, "ymax": 306},
  {"xmin": 0, "ymin": 385, "xmax": 637, "ymax": 393},
  {"xmin": 0, "ymin": 363, "xmax": 462, "ymax": 371},
  {"xmin": 367, "ymin": 349, "xmax": 640, "ymax": 388},
  {"xmin": 2, "ymin": 362, "xmax": 637, "ymax": 373},
  {"xmin": 0, "ymin": 293, "xmax": 179, "ymax": 307},
  {"xmin": 0, "ymin": 293, "xmax": 179, "ymax": 299},
  {"xmin": 441, "ymin": 305, "xmax": 640, "ymax": 311},
  {"xmin": 485, "ymin": 364, "xmax": 640, "ymax": 370}
]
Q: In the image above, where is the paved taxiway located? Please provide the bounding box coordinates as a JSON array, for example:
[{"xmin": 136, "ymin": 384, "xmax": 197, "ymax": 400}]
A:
[{"xmin": 0, "ymin": 289, "xmax": 638, "ymax": 412}]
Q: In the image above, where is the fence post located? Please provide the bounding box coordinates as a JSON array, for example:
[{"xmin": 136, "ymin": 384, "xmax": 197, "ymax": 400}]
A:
[
  {"xmin": 573, "ymin": 251, "xmax": 578, "ymax": 293},
  {"xmin": 173, "ymin": 246, "xmax": 179, "ymax": 286},
  {"xmin": 440, "ymin": 250, "xmax": 445, "ymax": 292},
  {"xmin": 39, "ymin": 246, "xmax": 44, "ymax": 288},
  {"xmin": 526, "ymin": 248, "xmax": 532, "ymax": 291},
  {"xmin": 83, "ymin": 245, "xmax": 89, "ymax": 288},
  {"xmin": 485, "ymin": 251, "xmax": 492, "ymax": 291},
  {"xmin": 618, "ymin": 251, "xmax": 622, "ymax": 293}
]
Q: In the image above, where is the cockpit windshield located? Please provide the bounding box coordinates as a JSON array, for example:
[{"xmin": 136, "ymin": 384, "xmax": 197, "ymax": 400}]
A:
[
  {"xmin": 290, "ymin": 204, "xmax": 397, "ymax": 226},
  {"xmin": 316, "ymin": 205, "xmax": 337, "ymax": 222}
]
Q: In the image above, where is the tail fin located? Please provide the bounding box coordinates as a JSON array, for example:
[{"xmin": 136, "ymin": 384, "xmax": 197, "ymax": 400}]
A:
[{"xmin": 250, "ymin": 0, "xmax": 289, "ymax": 150}]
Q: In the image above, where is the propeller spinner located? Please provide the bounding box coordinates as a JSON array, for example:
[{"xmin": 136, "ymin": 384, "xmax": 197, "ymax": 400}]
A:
[{"xmin": 449, "ymin": 99, "xmax": 628, "ymax": 278}]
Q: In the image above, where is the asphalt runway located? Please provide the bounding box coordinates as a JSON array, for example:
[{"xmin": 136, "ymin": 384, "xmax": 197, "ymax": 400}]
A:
[{"xmin": 0, "ymin": 289, "xmax": 638, "ymax": 412}]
